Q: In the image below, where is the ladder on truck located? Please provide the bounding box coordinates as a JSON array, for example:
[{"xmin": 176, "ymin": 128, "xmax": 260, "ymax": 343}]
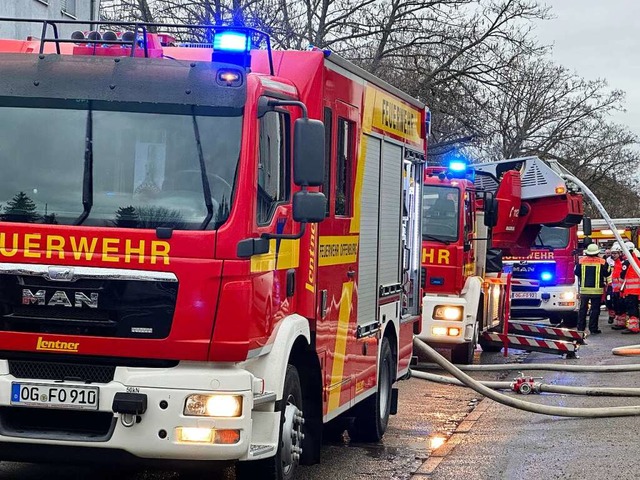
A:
[
  {"xmin": 473, "ymin": 156, "xmax": 575, "ymax": 200},
  {"xmin": 480, "ymin": 271, "xmax": 583, "ymax": 359}
]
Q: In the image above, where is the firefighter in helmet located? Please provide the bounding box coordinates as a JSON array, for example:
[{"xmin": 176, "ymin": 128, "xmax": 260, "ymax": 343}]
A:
[
  {"xmin": 620, "ymin": 241, "xmax": 640, "ymax": 334},
  {"xmin": 609, "ymin": 242, "xmax": 627, "ymax": 330},
  {"xmin": 575, "ymin": 243, "xmax": 611, "ymax": 334}
]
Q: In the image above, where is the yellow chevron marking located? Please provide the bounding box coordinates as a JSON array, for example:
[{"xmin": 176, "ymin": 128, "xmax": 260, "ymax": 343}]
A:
[{"xmin": 327, "ymin": 281, "xmax": 354, "ymax": 412}]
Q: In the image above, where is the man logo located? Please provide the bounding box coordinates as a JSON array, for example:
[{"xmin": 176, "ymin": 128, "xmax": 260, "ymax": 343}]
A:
[{"xmin": 22, "ymin": 289, "xmax": 98, "ymax": 308}]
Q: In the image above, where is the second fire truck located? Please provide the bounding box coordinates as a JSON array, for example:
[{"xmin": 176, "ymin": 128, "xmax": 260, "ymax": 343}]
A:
[{"xmin": 417, "ymin": 156, "xmax": 584, "ymax": 363}]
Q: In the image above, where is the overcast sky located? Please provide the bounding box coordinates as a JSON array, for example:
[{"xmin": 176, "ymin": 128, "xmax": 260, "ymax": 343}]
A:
[{"xmin": 535, "ymin": 0, "xmax": 640, "ymax": 137}]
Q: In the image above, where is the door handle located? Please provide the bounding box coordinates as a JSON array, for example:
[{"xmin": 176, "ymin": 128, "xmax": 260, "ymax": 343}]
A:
[{"xmin": 347, "ymin": 269, "xmax": 356, "ymax": 278}]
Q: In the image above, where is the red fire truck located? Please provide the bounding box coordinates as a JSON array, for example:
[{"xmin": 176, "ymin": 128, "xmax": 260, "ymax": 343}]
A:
[
  {"xmin": 417, "ymin": 157, "xmax": 584, "ymax": 363},
  {"xmin": 504, "ymin": 224, "xmax": 580, "ymax": 327},
  {"xmin": 0, "ymin": 18, "xmax": 427, "ymax": 479}
]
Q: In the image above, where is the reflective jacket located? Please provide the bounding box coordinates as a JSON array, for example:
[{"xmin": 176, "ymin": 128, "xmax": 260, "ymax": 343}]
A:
[
  {"xmin": 612, "ymin": 258, "xmax": 623, "ymax": 292},
  {"xmin": 575, "ymin": 255, "xmax": 610, "ymax": 295},
  {"xmin": 621, "ymin": 255, "xmax": 640, "ymax": 296}
]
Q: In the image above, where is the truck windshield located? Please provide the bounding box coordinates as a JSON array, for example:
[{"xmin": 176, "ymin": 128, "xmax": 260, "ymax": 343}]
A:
[
  {"xmin": 422, "ymin": 185, "xmax": 460, "ymax": 242},
  {"xmin": 0, "ymin": 101, "xmax": 241, "ymax": 230},
  {"xmin": 534, "ymin": 226, "xmax": 570, "ymax": 249}
]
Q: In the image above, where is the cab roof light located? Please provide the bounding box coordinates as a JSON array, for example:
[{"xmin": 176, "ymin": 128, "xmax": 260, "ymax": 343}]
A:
[
  {"xmin": 213, "ymin": 31, "xmax": 251, "ymax": 52},
  {"xmin": 211, "ymin": 29, "xmax": 255, "ymax": 70},
  {"xmin": 448, "ymin": 160, "xmax": 467, "ymax": 173}
]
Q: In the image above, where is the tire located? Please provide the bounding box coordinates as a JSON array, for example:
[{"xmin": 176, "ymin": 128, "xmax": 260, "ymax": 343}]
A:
[
  {"xmin": 451, "ymin": 340, "xmax": 475, "ymax": 364},
  {"xmin": 478, "ymin": 338, "xmax": 502, "ymax": 353},
  {"xmin": 350, "ymin": 338, "xmax": 394, "ymax": 442},
  {"xmin": 560, "ymin": 312, "xmax": 578, "ymax": 329},
  {"xmin": 236, "ymin": 365, "xmax": 304, "ymax": 480},
  {"xmin": 548, "ymin": 314, "xmax": 562, "ymax": 326},
  {"xmin": 452, "ymin": 300, "xmax": 481, "ymax": 363}
]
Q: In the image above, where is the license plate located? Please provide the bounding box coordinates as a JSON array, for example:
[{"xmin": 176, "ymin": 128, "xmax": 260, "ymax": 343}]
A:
[
  {"xmin": 512, "ymin": 292, "xmax": 538, "ymax": 299},
  {"xmin": 11, "ymin": 382, "xmax": 99, "ymax": 410}
]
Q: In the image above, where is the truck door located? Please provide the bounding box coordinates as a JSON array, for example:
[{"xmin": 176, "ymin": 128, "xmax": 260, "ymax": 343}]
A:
[{"xmin": 316, "ymin": 101, "xmax": 362, "ymax": 416}]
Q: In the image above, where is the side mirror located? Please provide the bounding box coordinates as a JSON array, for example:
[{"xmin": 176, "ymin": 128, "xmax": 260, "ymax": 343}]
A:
[
  {"xmin": 294, "ymin": 118, "xmax": 325, "ymax": 186},
  {"xmin": 486, "ymin": 248, "xmax": 503, "ymax": 273},
  {"xmin": 582, "ymin": 216, "xmax": 592, "ymax": 236},
  {"xmin": 293, "ymin": 190, "xmax": 326, "ymax": 223},
  {"xmin": 484, "ymin": 197, "xmax": 499, "ymax": 227}
]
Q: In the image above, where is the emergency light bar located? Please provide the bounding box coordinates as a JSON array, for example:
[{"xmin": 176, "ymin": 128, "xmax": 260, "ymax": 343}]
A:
[
  {"xmin": 211, "ymin": 29, "xmax": 254, "ymax": 69},
  {"xmin": 448, "ymin": 160, "xmax": 467, "ymax": 173},
  {"xmin": 213, "ymin": 31, "xmax": 251, "ymax": 52}
]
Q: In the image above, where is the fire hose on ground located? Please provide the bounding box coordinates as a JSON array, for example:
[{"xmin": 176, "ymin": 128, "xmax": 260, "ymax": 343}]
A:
[
  {"xmin": 413, "ymin": 337, "xmax": 640, "ymax": 417},
  {"xmin": 412, "ymin": 370, "xmax": 640, "ymax": 396}
]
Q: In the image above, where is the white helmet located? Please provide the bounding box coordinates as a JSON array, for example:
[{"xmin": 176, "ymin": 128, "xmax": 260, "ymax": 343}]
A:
[
  {"xmin": 625, "ymin": 241, "xmax": 635, "ymax": 251},
  {"xmin": 611, "ymin": 242, "xmax": 622, "ymax": 253}
]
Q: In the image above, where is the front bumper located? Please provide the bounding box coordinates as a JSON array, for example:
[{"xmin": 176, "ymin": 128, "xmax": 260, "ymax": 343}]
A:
[
  {"xmin": 510, "ymin": 284, "xmax": 578, "ymax": 316},
  {"xmin": 0, "ymin": 360, "xmax": 278, "ymax": 462}
]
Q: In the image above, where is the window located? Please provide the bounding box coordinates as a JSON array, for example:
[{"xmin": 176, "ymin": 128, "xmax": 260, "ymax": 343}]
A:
[
  {"xmin": 534, "ymin": 226, "xmax": 570, "ymax": 249},
  {"xmin": 0, "ymin": 101, "xmax": 243, "ymax": 230},
  {"xmin": 335, "ymin": 118, "xmax": 353, "ymax": 216},
  {"xmin": 62, "ymin": 0, "xmax": 76, "ymax": 17},
  {"xmin": 257, "ymin": 111, "xmax": 290, "ymax": 224},
  {"xmin": 422, "ymin": 185, "xmax": 460, "ymax": 242},
  {"xmin": 322, "ymin": 107, "xmax": 332, "ymax": 215}
]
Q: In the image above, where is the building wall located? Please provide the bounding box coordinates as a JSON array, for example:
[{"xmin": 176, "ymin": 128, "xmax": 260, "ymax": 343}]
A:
[{"xmin": 0, "ymin": 1, "xmax": 99, "ymax": 40}]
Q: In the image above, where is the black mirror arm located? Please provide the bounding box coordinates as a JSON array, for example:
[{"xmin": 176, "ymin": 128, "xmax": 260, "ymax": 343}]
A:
[
  {"xmin": 263, "ymin": 98, "xmax": 308, "ymax": 119},
  {"xmin": 261, "ymin": 222, "xmax": 307, "ymax": 241}
]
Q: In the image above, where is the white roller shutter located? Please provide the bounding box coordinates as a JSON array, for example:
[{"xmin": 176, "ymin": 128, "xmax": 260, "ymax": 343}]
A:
[
  {"xmin": 378, "ymin": 141, "xmax": 403, "ymax": 286},
  {"xmin": 357, "ymin": 135, "xmax": 381, "ymax": 327}
]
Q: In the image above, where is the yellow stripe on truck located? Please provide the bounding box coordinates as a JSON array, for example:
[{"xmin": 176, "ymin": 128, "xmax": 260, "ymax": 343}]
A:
[
  {"xmin": 327, "ymin": 281, "xmax": 354, "ymax": 412},
  {"xmin": 250, "ymin": 239, "xmax": 300, "ymax": 273}
]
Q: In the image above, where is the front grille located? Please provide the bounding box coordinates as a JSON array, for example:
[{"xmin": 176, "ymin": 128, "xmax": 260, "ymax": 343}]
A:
[
  {"xmin": 9, "ymin": 360, "xmax": 115, "ymax": 384},
  {"xmin": 0, "ymin": 407, "xmax": 115, "ymax": 441},
  {"xmin": 511, "ymin": 299, "xmax": 541, "ymax": 307},
  {"xmin": 0, "ymin": 273, "xmax": 177, "ymax": 339},
  {"xmin": 512, "ymin": 286, "xmax": 538, "ymax": 292}
]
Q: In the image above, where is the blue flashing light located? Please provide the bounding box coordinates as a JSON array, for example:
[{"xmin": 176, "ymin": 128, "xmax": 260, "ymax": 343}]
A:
[
  {"xmin": 540, "ymin": 271, "xmax": 553, "ymax": 282},
  {"xmin": 214, "ymin": 31, "xmax": 250, "ymax": 52},
  {"xmin": 448, "ymin": 160, "xmax": 467, "ymax": 173}
]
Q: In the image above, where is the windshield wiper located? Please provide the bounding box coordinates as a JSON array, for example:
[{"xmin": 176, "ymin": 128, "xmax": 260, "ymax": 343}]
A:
[
  {"xmin": 192, "ymin": 111, "xmax": 214, "ymax": 230},
  {"xmin": 423, "ymin": 234, "xmax": 450, "ymax": 245},
  {"xmin": 74, "ymin": 105, "xmax": 93, "ymax": 225}
]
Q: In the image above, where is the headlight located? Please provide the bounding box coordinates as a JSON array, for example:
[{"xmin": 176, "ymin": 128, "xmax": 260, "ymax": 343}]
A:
[
  {"xmin": 433, "ymin": 305, "xmax": 463, "ymax": 321},
  {"xmin": 184, "ymin": 394, "xmax": 243, "ymax": 417},
  {"xmin": 560, "ymin": 292, "xmax": 575, "ymax": 301}
]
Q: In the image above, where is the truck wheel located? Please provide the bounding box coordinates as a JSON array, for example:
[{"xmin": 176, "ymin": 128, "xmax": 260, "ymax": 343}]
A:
[
  {"xmin": 478, "ymin": 337, "xmax": 502, "ymax": 353},
  {"xmin": 560, "ymin": 312, "xmax": 578, "ymax": 329},
  {"xmin": 236, "ymin": 365, "xmax": 304, "ymax": 480},
  {"xmin": 548, "ymin": 314, "xmax": 561, "ymax": 325},
  {"xmin": 350, "ymin": 338, "xmax": 394, "ymax": 442},
  {"xmin": 451, "ymin": 340, "xmax": 475, "ymax": 364},
  {"xmin": 451, "ymin": 317, "xmax": 479, "ymax": 364}
]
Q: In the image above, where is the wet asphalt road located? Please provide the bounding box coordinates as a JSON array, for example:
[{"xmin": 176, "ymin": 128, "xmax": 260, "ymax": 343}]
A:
[
  {"xmin": 423, "ymin": 314, "xmax": 640, "ymax": 480},
  {"xmin": 1, "ymin": 313, "xmax": 636, "ymax": 479}
]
